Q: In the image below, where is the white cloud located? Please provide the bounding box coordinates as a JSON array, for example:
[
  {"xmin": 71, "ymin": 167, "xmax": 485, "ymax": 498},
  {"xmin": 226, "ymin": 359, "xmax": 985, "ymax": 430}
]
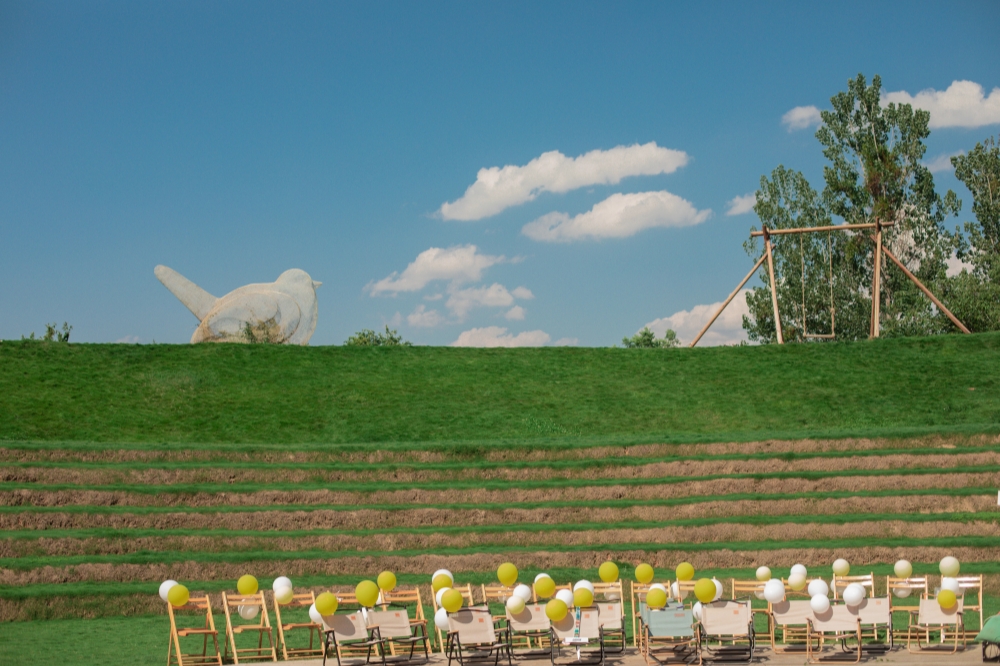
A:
[
  {"xmin": 368, "ymin": 245, "xmax": 504, "ymax": 295},
  {"xmin": 924, "ymin": 150, "xmax": 964, "ymax": 174},
  {"xmin": 946, "ymin": 253, "xmax": 974, "ymax": 278},
  {"xmin": 644, "ymin": 290, "xmax": 751, "ymax": 347},
  {"xmin": 424, "ymin": 293, "xmax": 443, "ymax": 301},
  {"xmin": 522, "ymin": 191, "xmax": 711, "ymax": 242},
  {"xmin": 439, "ymin": 142, "xmax": 689, "ymax": 221},
  {"xmin": 451, "ymin": 326, "xmax": 552, "ymax": 347},
  {"xmin": 553, "ymin": 337, "xmax": 579, "ymax": 346},
  {"xmin": 782, "ymin": 105, "xmax": 823, "ymax": 131},
  {"xmin": 116, "ymin": 335, "xmax": 140, "ymax": 344},
  {"xmin": 446, "ymin": 283, "xmax": 516, "ymax": 319},
  {"xmin": 725, "ymin": 193, "xmax": 756, "ymax": 216},
  {"xmin": 883, "ymin": 80, "xmax": 1000, "ymax": 129},
  {"xmin": 407, "ymin": 305, "xmax": 445, "ymax": 328},
  {"xmin": 504, "ymin": 306, "xmax": 526, "ymax": 320},
  {"xmin": 511, "ymin": 286, "xmax": 534, "ymax": 300}
]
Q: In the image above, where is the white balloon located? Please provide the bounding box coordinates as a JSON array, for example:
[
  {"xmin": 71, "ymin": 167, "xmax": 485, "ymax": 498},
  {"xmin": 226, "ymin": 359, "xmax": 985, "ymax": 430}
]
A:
[
  {"xmin": 308, "ymin": 604, "xmax": 323, "ymax": 625},
  {"xmin": 894, "ymin": 560, "xmax": 913, "ymax": 579},
  {"xmin": 790, "ymin": 564, "xmax": 807, "ymax": 577},
  {"xmin": 434, "ymin": 607, "xmax": 450, "ymax": 631},
  {"xmin": 692, "ymin": 602, "xmax": 703, "ymax": 621},
  {"xmin": 787, "ymin": 573, "xmax": 807, "ymax": 591},
  {"xmin": 941, "ymin": 577, "xmax": 960, "ymax": 594},
  {"xmin": 556, "ymin": 589, "xmax": 575, "ymax": 607},
  {"xmin": 534, "ymin": 573, "xmax": 552, "ymax": 583},
  {"xmin": 649, "ymin": 583, "xmax": 668, "ymax": 595},
  {"xmin": 755, "ymin": 566, "xmax": 771, "ymax": 582},
  {"xmin": 513, "ymin": 584, "xmax": 532, "ymax": 602},
  {"xmin": 940, "ymin": 556, "xmax": 960, "ymax": 577},
  {"xmin": 754, "ymin": 590, "xmax": 766, "ymax": 600},
  {"xmin": 807, "ymin": 579, "xmax": 829, "ymax": 598},
  {"xmin": 505, "ymin": 595, "xmax": 526, "ymax": 614},
  {"xmin": 810, "ymin": 594, "xmax": 830, "ymax": 613},
  {"xmin": 832, "ymin": 558, "xmax": 850, "ymax": 576},
  {"xmin": 670, "ymin": 581, "xmax": 683, "ymax": 600},
  {"xmin": 272, "ymin": 576, "xmax": 292, "ymax": 592},
  {"xmin": 573, "ymin": 580, "xmax": 595, "ymax": 595},
  {"xmin": 238, "ymin": 604, "xmax": 259, "ymax": 620},
  {"xmin": 713, "ymin": 578, "xmax": 724, "ymax": 601},
  {"xmin": 843, "ymin": 583, "xmax": 865, "ymax": 607},
  {"xmin": 159, "ymin": 580, "xmax": 178, "ymax": 602},
  {"xmin": 433, "ymin": 569, "xmax": 455, "ymax": 584},
  {"xmin": 606, "ymin": 591, "xmax": 621, "ymax": 601},
  {"xmin": 436, "ymin": 587, "xmax": 451, "ymax": 607},
  {"xmin": 274, "ymin": 584, "xmax": 295, "ymax": 605},
  {"xmin": 893, "ymin": 587, "xmax": 912, "ymax": 599},
  {"xmin": 764, "ymin": 579, "xmax": 785, "ymax": 604}
]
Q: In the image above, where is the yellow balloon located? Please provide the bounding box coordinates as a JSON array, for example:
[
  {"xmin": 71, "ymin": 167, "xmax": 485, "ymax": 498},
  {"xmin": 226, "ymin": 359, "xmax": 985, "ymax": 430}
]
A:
[
  {"xmin": 167, "ymin": 584, "xmax": 190, "ymax": 607},
  {"xmin": 274, "ymin": 586, "xmax": 294, "ymax": 605},
  {"xmin": 432, "ymin": 574, "xmax": 452, "ymax": 593},
  {"xmin": 497, "ymin": 563, "xmax": 518, "ymax": 587},
  {"xmin": 315, "ymin": 591, "xmax": 339, "ymax": 615},
  {"xmin": 599, "ymin": 561, "xmax": 619, "ymax": 583},
  {"xmin": 635, "ymin": 563, "xmax": 654, "ymax": 584},
  {"xmin": 545, "ymin": 599, "xmax": 568, "ymax": 621},
  {"xmin": 646, "ymin": 588, "xmax": 667, "ymax": 609},
  {"xmin": 694, "ymin": 578, "xmax": 716, "ymax": 604},
  {"xmin": 938, "ymin": 589, "xmax": 957, "ymax": 609},
  {"xmin": 377, "ymin": 571, "xmax": 397, "ymax": 592},
  {"xmin": 442, "ymin": 588, "xmax": 463, "ymax": 613},
  {"xmin": 356, "ymin": 580, "xmax": 380, "ymax": 607},
  {"xmin": 675, "ymin": 562, "xmax": 695, "ymax": 582},
  {"xmin": 237, "ymin": 575, "xmax": 258, "ymax": 595},
  {"xmin": 573, "ymin": 588, "xmax": 594, "ymax": 608},
  {"xmin": 535, "ymin": 576, "xmax": 556, "ymax": 599}
]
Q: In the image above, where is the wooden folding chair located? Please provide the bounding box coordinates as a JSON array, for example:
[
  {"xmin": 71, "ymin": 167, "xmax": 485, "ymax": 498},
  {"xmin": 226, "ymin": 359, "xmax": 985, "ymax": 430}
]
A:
[
  {"xmin": 957, "ymin": 574, "xmax": 984, "ymax": 639},
  {"xmin": 806, "ymin": 604, "xmax": 862, "ymax": 664},
  {"xmin": 481, "ymin": 585, "xmax": 516, "ymax": 623},
  {"xmin": 381, "ymin": 587, "xmax": 432, "ymax": 656},
  {"xmin": 730, "ymin": 579, "xmax": 770, "ymax": 639},
  {"xmin": 642, "ymin": 606, "xmax": 698, "ymax": 665},
  {"xmin": 887, "ymin": 576, "xmax": 927, "ymax": 642},
  {"xmin": 221, "ymin": 591, "xmax": 277, "ymax": 663},
  {"xmin": 273, "ymin": 590, "xmax": 324, "ymax": 661},
  {"xmin": 368, "ymin": 608, "xmax": 430, "ymax": 665},
  {"xmin": 549, "ymin": 607, "xmax": 604, "ymax": 666},
  {"xmin": 697, "ymin": 600, "xmax": 754, "ymax": 663},
  {"xmin": 768, "ymin": 599, "xmax": 817, "ymax": 653},
  {"xmin": 593, "ymin": 600, "xmax": 625, "ymax": 655},
  {"xmin": 907, "ymin": 596, "xmax": 966, "ymax": 654},
  {"xmin": 432, "ymin": 583, "xmax": 478, "ymax": 654},
  {"xmin": 167, "ymin": 594, "xmax": 223, "ymax": 666},
  {"xmin": 630, "ymin": 582, "xmax": 652, "ymax": 650},
  {"xmin": 831, "ymin": 573, "xmax": 874, "ymax": 600},
  {"xmin": 506, "ymin": 603, "xmax": 552, "ymax": 657},
  {"xmin": 322, "ymin": 610, "xmax": 388, "ymax": 666},
  {"xmin": 446, "ymin": 607, "xmax": 512, "ymax": 666},
  {"xmin": 845, "ymin": 596, "xmax": 891, "ymax": 654}
]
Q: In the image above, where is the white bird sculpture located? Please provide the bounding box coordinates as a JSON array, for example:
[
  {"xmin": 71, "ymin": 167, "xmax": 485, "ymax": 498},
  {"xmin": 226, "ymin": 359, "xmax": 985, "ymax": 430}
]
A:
[{"xmin": 154, "ymin": 265, "xmax": 321, "ymax": 345}]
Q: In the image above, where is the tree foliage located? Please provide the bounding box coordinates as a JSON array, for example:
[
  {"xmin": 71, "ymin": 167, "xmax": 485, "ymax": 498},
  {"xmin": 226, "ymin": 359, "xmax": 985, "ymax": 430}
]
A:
[
  {"xmin": 23, "ymin": 322, "xmax": 72, "ymax": 343},
  {"xmin": 345, "ymin": 326, "xmax": 412, "ymax": 347},
  {"xmin": 621, "ymin": 327, "xmax": 679, "ymax": 348}
]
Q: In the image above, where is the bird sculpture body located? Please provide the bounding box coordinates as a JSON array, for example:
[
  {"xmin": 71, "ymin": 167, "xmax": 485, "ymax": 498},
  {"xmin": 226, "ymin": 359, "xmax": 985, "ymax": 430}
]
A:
[{"xmin": 154, "ymin": 265, "xmax": 321, "ymax": 344}]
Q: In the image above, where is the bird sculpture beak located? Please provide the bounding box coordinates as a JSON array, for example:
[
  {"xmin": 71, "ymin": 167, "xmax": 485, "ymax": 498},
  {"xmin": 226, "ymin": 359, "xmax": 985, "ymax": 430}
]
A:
[{"xmin": 313, "ymin": 281, "xmax": 322, "ymax": 289}]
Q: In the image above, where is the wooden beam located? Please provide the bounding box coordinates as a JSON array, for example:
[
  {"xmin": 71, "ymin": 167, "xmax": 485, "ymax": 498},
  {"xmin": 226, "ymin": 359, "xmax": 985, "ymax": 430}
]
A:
[
  {"xmin": 878, "ymin": 243, "xmax": 972, "ymax": 334},
  {"xmin": 764, "ymin": 227, "xmax": 784, "ymax": 344},
  {"xmin": 872, "ymin": 224, "xmax": 882, "ymax": 338},
  {"xmin": 688, "ymin": 253, "xmax": 767, "ymax": 348},
  {"xmin": 750, "ymin": 221, "xmax": 895, "ymax": 237}
]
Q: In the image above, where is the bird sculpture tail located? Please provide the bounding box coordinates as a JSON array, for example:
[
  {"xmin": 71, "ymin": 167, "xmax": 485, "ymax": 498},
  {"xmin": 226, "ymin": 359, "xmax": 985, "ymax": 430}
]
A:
[{"xmin": 154, "ymin": 265, "xmax": 218, "ymax": 321}]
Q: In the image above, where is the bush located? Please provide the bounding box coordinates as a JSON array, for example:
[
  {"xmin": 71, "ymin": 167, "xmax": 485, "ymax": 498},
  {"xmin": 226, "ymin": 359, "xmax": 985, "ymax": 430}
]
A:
[
  {"xmin": 621, "ymin": 327, "xmax": 679, "ymax": 348},
  {"xmin": 345, "ymin": 326, "xmax": 412, "ymax": 347}
]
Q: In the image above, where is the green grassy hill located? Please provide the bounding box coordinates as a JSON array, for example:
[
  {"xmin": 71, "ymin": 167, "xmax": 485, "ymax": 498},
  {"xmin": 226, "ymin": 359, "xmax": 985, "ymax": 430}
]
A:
[{"xmin": 1, "ymin": 332, "xmax": 998, "ymax": 444}]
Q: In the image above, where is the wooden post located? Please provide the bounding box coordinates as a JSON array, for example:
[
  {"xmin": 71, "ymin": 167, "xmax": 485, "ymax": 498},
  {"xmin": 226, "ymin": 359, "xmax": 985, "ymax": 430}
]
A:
[
  {"xmin": 872, "ymin": 221, "xmax": 882, "ymax": 338},
  {"xmin": 688, "ymin": 254, "xmax": 767, "ymax": 347},
  {"xmin": 764, "ymin": 227, "xmax": 784, "ymax": 344},
  {"xmin": 878, "ymin": 243, "xmax": 971, "ymax": 334}
]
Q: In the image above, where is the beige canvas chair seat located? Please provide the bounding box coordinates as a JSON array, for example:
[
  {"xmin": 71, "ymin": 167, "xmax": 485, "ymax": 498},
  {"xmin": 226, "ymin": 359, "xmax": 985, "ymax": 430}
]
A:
[
  {"xmin": 805, "ymin": 604, "xmax": 862, "ymax": 664},
  {"xmin": 446, "ymin": 607, "xmax": 512, "ymax": 666},
  {"xmin": 769, "ymin": 599, "xmax": 818, "ymax": 653},
  {"xmin": 507, "ymin": 603, "xmax": 552, "ymax": 658},
  {"xmin": 433, "ymin": 584, "xmax": 478, "ymax": 654},
  {"xmin": 322, "ymin": 611, "xmax": 388, "ymax": 666},
  {"xmin": 368, "ymin": 608, "xmax": 430, "ymax": 665},
  {"xmin": 593, "ymin": 599, "xmax": 625, "ymax": 655},
  {"xmin": 549, "ymin": 607, "xmax": 604, "ymax": 666},
  {"xmin": 698, "ymin": 599, "xmax": 754, "ymax": 663},
  {"xmin": 380, "ymin": 588, "xmax": 432, "ymax": 657},
  {"xmin": 167, "ymin": 595, "xmax": 224, "ymax": 666},
  {"xmin": 221, "ymin": 591, "xmax": 277, "ymax": 663},
  {"xmin": 907, "ymin": 597, "xmax": 966, "ymax": 654},
  {"xmin": 845, "ymin": 596, "xmax": 891, "ymax": 653},
  {"xmin": 273, "ymin": 591, "xmax": 324, "ymax": 661}
]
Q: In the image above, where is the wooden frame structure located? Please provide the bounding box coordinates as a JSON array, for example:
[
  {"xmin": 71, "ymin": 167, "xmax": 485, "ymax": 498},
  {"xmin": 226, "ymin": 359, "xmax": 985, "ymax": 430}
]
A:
[
  {"xmin": 221, "ymin": 591, "xmax": 277, "ymax": 663},
  {"xmin": 689, "ymin": 221, "xmax": 970, "ymax": 347},
  {"xmin": 167, "ymin": 595, "xmax": 224, "ymax": 666},
  {"xmin": 273, "ymin": 591, "xmax": 325, "ymax": 661}
]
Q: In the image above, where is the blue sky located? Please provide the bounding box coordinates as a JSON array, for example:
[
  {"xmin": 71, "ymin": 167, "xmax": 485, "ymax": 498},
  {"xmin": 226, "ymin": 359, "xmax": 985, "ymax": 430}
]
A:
[{"xmin": 1, "ymin": 2, "xmax": 998, "ymax": 346}]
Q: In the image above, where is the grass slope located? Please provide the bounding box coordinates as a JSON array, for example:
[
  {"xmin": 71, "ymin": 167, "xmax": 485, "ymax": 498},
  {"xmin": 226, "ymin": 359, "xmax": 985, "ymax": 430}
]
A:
[{"xmin": 2, "ymin": 332, "xmax": 998, "ymax": 443}]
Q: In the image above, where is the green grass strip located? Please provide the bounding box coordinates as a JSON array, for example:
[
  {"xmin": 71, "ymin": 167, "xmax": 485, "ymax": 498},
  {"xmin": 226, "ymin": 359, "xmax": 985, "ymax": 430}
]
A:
[{"xmin": 2, "ymin": 511, "xmax": 997, "ymax": 542}]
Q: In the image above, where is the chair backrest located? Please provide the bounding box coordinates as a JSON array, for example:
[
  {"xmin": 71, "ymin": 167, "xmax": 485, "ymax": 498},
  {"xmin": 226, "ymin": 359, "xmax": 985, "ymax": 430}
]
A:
[
  {"xmin": 731, "ymin": 579, "xmax": 764, "ymax": 600},
  {"xmin": 380, "ymin": 586, "xmax": 426, "ymax": 621},
  {"xmin": 593, "ymin": 581, "xmax": 624, "ymax": 601},
  {"xmin": 433, "ymin": 583, "xmax": 476, "ymax": 610},
  {"xmin": 810, "ymin": 603, "xmax": 861, "ymax": 633},
  {"xmin": 700, "ymin": 600, "xmax": 752, "ymax": 637},
  {"xmin": 323, "ymin": 612, "xmax": 370, "ymax": 644},
  {"xmin": 167, "ymin": 594, "xmax": 215, "ymax": 631},
  {"xmin": 480, "ymin": 585, "xmax": 514, "ymax": 605},
  {"xmin": 550, "ymin": 607, "xmax": 600, "ymax": 641},
  {"xmin": 847, "ymin": 596, "xmax": 891, "ymax": 625},
  {"xmin": 449, "ymin": 608, "xmax": 496, "ymax": 645},
  {"xmin": 368, "ymin": 609, "xmax": 413, "ymax": 639},
  {"xmin": 956, "ymin": 575, "xmax": 983, "ymax": 604},
  {"xmin": 780, "ymin": 577, "xmax": 826, "ymax": 598},
  {"xmin": 832, "ymin": 573, "xmax": 874, "ymax": 600},
  {"xmin": 223, "ymin": 591, "xmax": 270, "ymax": 629},
  {"xmin": 532, "ymin": 582, "xmax": 571, "ymax": 602},
  {"xmin": 596, "ymin": 600, "xmax": 623, "ymax": 630},
  {"xmin": 673, "ymin": 580, "xmax": 693, "ymax": 603},
  {"xmin": 507, "ymin": 604, "xmax": 550, "ymax": 633},
  {"xmin": 770, "ymin": 599, "xmax": 813, "ymax": 627},
  {"xmin": 917, "ymin": 597, "xmax": 964, "ymax": 626},
  {"xmin": 334, "ymin": 591, "xmax": 359, "ymax": 606},
  {"xmin": 886, "ymin": 576, "xmax": 928, "ymax": 611},
  {"xmin": 645, "ymin": 607, "xmax": 694, "ymax": 639}
]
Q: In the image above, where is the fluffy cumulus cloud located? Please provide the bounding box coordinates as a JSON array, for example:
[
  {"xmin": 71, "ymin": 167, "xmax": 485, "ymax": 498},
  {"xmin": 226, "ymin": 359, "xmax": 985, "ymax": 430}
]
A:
[
  {"xmin": 522, "ymin": 191, "xmax": 711, "ymax": 242},
  {"xmin": 451, "ymin": 326, "xmax": 552, "ymax": 347},
  {"xmin": 725, "ymin": 193, "xmax": 756, "ymax": 216},
  {"xmin": 505, "ymin": 305, "xmax": 526, "ymax": 320},
  {"xmin": 368, "ymin": 245, "xmax": 504, "ymax": 295},
  {"xmin": 883, "ymin": 80, "xmax": 1000, "ymax": 129},
  {"xmin": 439, "ymin": 142, "xmax": 689, "ymax": 221},
  {"xmin": 782, "ymin": 105, "xmax": 823, "ymax": 131},
  {"xmin": 446, "ymin": 283, "xmax": 516, "ymax": 319},
  {"xmin": 924, "ymin": 151, "xmax": 964, "ymax": 174},
  {"xmin": 407, "ymin": 305, "xmax": 445, "ymax": 328},
  {"xmin": 644, "ymin": 290, "xmax": 751, "ymax": 347}
]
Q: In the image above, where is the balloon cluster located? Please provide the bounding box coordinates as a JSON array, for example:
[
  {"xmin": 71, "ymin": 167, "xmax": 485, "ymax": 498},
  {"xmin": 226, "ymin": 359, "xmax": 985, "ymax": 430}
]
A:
[
  {"xmin": 431, "ymin": 569, "xmax": 457, "ymax": 631},
  {"xmin": 938, "ymin": 556, "xmax": 960, "ymax": 609},
  {"xmin": 159, "ymin": 579, "xmax": 189, "ymax": 608}
]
